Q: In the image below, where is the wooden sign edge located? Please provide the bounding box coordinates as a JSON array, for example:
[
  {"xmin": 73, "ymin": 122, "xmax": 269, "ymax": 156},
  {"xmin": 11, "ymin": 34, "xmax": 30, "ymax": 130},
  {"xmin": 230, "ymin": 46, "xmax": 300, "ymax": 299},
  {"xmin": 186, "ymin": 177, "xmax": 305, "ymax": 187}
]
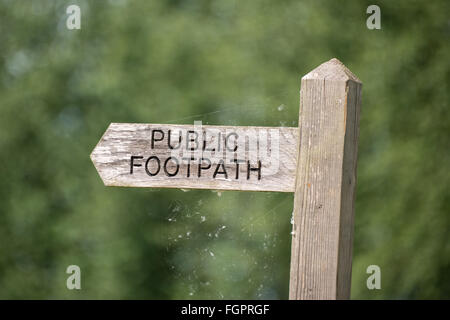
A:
[{"xmin": 90, "ymin": 122, "xmax": 300, "ymax": 193}]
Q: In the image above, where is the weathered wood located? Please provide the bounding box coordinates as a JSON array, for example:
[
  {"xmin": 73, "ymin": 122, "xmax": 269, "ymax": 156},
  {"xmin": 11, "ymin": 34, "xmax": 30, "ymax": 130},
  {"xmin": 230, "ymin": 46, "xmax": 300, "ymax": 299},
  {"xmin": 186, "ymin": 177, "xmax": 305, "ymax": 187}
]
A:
[
  {"xmin": 289, "ymin": 58, "xmax": 362, "ymax": 299},
  {"xmin": 91, "ymin": 123, "xmax": 299, "ymax": 192},
  {"xmin": 90, "ymin": 58, "xmax": 362, "ymax": 300}
]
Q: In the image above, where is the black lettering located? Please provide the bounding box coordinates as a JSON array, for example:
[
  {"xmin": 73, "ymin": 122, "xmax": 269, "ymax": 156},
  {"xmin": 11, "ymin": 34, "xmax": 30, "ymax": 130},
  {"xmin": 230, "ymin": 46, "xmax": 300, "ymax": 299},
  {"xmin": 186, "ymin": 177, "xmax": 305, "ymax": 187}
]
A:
[
  {"xmin": 182, "ymin": 157, "xmax": 196, "ymax": 177},
  {"xmin": 232, "ymin": 159, "xmax": 245, "ymax": 179},
  {"xmin": 163, "ymin": 157, "xmax": 180, "ymax": 177},
  {"xmin": 198, "ymin": 157, "xmax": 211, "ymax": 177},
  {"xmin": 213, "ymin": 160, "xmax": 228, "ymax": 179},
  {"xmin": 225, "ymin": 133, "xmax": 239, "ymax": 152},
  {"xmin": 145, "ymin": 156, "xmax": 161, "ymax": 176},
  {"xmin": 247, "ymin": 160, "xmax": 261, "ymax": 180},
  {"xmin": 217, "ymin": 132, "xmax": 221, "ymax": 152},
  {"xmin": 167, "ymin": 130, "xmax": 182, "ymax": 149},
  {"xmin": 202, "ymin": 130, "xmax": 215, "ymax": 152},
  {"xmin": 130, "ymin": 156, "xmax": 143, "ymax": 174},
  {"xmin": 151, "ymin": 129, "xmax": 164, "ymax": 149},
  {"xmin": 186, "ymin": 130, "xmax": 199, "ymax": 151}
]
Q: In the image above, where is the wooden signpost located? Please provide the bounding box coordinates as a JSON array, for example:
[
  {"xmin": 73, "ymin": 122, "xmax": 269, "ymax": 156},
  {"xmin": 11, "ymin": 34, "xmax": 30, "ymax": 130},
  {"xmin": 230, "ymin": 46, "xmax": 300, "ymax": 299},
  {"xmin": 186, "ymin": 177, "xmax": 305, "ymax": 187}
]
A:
[{"xmin": 91, "ymin": 58, "xmax": 362, "ymax": 300}]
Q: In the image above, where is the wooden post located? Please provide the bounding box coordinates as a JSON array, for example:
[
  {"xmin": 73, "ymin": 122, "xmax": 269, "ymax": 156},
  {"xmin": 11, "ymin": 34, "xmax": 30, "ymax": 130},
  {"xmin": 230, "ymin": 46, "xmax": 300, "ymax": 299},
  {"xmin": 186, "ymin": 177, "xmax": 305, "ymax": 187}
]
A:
[{"xmin": 289, "ymin": 58, "xmax": 362, "ymax": 300}]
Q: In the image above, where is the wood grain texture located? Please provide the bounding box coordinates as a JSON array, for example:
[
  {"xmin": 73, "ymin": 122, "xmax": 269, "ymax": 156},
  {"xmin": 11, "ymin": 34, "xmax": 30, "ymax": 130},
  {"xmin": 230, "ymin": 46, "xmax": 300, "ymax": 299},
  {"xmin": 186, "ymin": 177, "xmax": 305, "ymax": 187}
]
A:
[
  {"xmin": 289, "ymin": 58, "xmax": 362, "ymax": 300},
  {"xmin": 91, "ymin": 123, "xmax": 299, "ymax": 192}
]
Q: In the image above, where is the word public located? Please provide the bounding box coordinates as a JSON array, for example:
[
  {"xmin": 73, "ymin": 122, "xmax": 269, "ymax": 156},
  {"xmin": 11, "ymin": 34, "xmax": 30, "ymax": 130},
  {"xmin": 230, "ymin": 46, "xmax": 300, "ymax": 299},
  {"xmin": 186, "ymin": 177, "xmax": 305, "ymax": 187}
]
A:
[{"xmin": 129, "ymin": 129, "xmax": 263, "ymax": 180}]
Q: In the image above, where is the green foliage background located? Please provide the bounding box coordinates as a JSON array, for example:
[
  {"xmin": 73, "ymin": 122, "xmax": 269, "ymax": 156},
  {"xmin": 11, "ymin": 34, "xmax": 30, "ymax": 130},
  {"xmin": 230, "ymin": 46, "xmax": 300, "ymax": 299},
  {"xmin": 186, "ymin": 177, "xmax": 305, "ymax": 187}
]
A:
[{"xmin": 0, "ymin": 0, "xmax": 448, "ymax": 299}]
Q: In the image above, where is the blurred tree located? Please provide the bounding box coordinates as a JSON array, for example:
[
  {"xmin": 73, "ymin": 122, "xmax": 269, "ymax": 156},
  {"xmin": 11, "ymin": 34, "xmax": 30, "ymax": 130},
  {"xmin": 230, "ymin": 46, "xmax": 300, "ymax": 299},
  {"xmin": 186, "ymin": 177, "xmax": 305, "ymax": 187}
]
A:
[{"xmin": 0, "ymin": 0, "xmax": 448, "ymax": 299}]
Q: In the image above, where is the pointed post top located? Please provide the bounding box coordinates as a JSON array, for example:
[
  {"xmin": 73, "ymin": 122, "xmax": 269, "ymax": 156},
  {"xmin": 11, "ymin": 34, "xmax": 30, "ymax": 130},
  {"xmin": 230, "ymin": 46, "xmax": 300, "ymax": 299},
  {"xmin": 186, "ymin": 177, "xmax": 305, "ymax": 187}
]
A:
[{"xmin": 302, "ymin": 58, "xmax": 361, "ymax": 83}]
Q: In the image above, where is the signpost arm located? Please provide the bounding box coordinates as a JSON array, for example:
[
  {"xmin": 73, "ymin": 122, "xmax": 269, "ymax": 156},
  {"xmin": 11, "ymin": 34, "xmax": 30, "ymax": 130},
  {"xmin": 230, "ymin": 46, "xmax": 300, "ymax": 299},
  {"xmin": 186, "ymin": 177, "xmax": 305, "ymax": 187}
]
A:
[{"xmin": 289, "ymin": 58, "xmax": 362, "ymax": 300}]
